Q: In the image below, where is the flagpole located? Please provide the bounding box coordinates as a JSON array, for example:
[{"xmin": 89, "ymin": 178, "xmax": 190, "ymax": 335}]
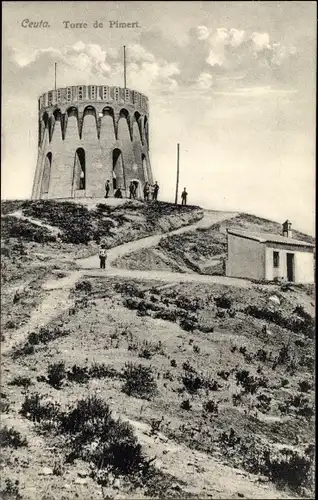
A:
[
  {"xmin": 175, "ymin": 143, "xmax": 180, "ymax": 205},
  {"xmin": 123, "ymin": 46, "xmax": 127, "ymax": 89}
]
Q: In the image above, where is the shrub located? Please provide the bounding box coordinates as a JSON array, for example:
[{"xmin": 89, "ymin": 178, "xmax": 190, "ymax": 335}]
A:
[
  {"xmin": 179, "ymin": 316, "xmax": 198, "ymax": 332},
  {"xmin": 219, "ymin": 427, "xmax": 240, "ymax": 448},
  {"xmin": 122, "ymin": 363, "xmax": 157, "ymax": 400},
  {"xmin": 89, "ymin": 362, "xmax": 120, "ymax": 379},
  {"xmin": 255, "ymin": 349, "xmax": 268, "ymax": 362},
  {"xmin": 182, "ymin": 361, "xmax": 196, "ymax": 372},
  {"xmin": 182, "ymin": 373, "xmax": 204, "ymax": 394},
  {"xmin": 264, "ymin": 448, "xmax": 314, "ymax": 491},
  {"xmin": 175, "ymin": 295, "xmax": 203, "ymax": 312},
  {"xmin": 180, "ymin": 399, "xmax": 191, "ymax": 410},
  {"xmin": 8, "ymin": 376, "xmax": 32, "ymax": 388},
  {"xmin": 232, "ymin": 393, "xmax": 243, "ymax": 406},
  {"xmin": 245, "ymin": 304, "xmax": 314, "ymax": 338},
  {"xmin": 235, "ymin": 370, "xmax": 266, "ymax": 395},
  {"xmin": 61, "ymin": 396, "xmax": 153, "ymax": 477},
  {"xmin": 138, "ymin": 340, "xmax": 164, "ymax": 360},
  {"xmin": 75, "ymin": 280, "xmax": 92, "ymax": 293},
  {"xmin": 61, "ymin": 395, "xmax": 112, "ymax": 435},
  {"xmin": 0, "ymin": 426, "xmax": 27, "ymax": 448},
  {"xmin": 256, "ymin": 394, "xmax": 272, "ymax": 413},
  {"xmin": 67, "ymin": 364, "xmax": 89, "ymax": 384},
  {"xmin": 203, "ymin": 399, "xmax": 219, "ymax": 415},
  {"xmin": 217, "ymin": 370, "xmax": 230, "ymax": 381},
  {"xmin": 0, "ymin": 479, "xmax": 23, "ymax": 500},
  {"xmin": 1, "ymin": 215, "xmax": 56, "ymax": 243},
  {"xmin": 298, "ymin": 380, "xmax": 313, "ymax": 393},
  {"xmin": 215, "ymin": 294, "xmax": 232, "ymax": 309},
  {"xmin": 22, "ymin": 200, "xmax": 95, "ymax": 244},
  {"xmin": 12, "ymin": 327, "xmax": 70, "ymax": 358},
  {"xmin": 208, "ymin": 379, "xmax": 221, "ymax": 391},
  {"xmin": 150, "ymin": 417, "xmax": 165, "ymax": 435},
  {"xmin": 20, "ymin": 393, "xmax": 61, "ymax": 424},
  {"xmin": 154, "ymin": 308, "xmax": 178, "ymax": 322},
  {"xmin": 47, "ymin": 362, "xmax": 66, "ymax": 389},
  {"xmin": 198, "ymin": 324, "xmax": 214, "ymax": 333},
  {"xmin": 170, "ymin": 359, "xmax": 177, "ymax": 368},
  {"xmin": 0, "ymin": 395, "xmax": 10, "ymax": 413}
]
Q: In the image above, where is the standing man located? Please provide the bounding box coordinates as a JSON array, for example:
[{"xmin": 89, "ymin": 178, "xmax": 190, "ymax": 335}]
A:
[
  {"xmin": 129, "ymin": 181, "xmax": 135, "ymax": 199},
  {"xmin": 143, "ymin": 182, "xmax": 150, "ymax": 201},
  {"xmin": 153, "ymin": 181, "xmax": 159, "ymax": 201},
  {"xmin": 99, "ymin": 242, "xmax": 107, "ymax": 269},
  {"xmin": 105, "ymin": 180, "xmax": 110, "ymax": 198},
  {"xmin": 181, "ymin": 188, "xmax": 188, "ymax": 205}
]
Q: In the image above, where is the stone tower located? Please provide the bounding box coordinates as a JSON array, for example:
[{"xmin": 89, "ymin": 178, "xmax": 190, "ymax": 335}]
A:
[{"xmin": 31, "ymin": 85, "xmax": 153, "ymax": 199}]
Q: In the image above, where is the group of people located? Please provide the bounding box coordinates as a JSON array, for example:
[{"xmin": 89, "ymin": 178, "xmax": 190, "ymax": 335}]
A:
[
  {"xmin": 104, "ymin": 179, "xmax": 188, "ymax": 205},
  {"xmin": 143, "ymin": 181, "xmax": 159, "ymax": 201},
  {"xmin": 104, "ymin": 179, "xmax": 160, "ymax": 202}
]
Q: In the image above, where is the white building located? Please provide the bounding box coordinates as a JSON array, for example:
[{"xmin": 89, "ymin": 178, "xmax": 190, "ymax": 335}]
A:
[{"xmin": 225, "ymin": 221, "xmax": 315, "ymax": 283}]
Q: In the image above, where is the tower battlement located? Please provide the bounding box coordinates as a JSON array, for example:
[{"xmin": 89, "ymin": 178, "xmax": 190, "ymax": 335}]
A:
[
  {"xmin": 32, "ymin": 84, "xmax": 153, "ymax": 200},
  {"xmin": 39, "ymin": 85, "xmax": 148, "ymax": 112}
]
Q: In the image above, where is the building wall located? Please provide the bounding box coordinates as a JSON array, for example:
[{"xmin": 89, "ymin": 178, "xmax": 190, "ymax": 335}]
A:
[
  {"xmin": 32, "ymin": 85, "xmax": 153, "ymax": 200},
  {"xmin": 225, "ymin": 233, "xmax": 265, "ymax": 280},
  {"xmin": 265, "ymin": 245, "xmax": 314, "ymax": 283}
]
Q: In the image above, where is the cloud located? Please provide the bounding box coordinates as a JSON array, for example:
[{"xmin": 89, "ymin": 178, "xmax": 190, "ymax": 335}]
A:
[
  {"xmin": 197, "ymin": 25, "xmax": 210, "ymax": 41},
  {"xmin": 193, "ymin": 25, "xmax": 298, "ymax": 88},
  {"xmin": 9, "ymin": 42, "xmax": 179, "ymax": 95},
  {"xmin": 197, "ymin": 72, "xmax": 214, "ymax": 89}
]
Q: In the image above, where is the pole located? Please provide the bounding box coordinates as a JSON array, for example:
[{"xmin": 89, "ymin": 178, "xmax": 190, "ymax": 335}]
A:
[
  {"xmin": 123, "ymin": 46, "xmax": 127, "ymax": 89},
  {"xmin": 54, "ymin": 63, "xmax": 57, "ymax": 91},
  {"xmin": 175, "ymin": 143, "xmax": 180, "ymax": 204}
]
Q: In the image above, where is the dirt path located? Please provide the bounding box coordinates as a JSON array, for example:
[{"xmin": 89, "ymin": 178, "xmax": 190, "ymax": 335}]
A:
[
  {"xmin": 76, "ymin": 210, "xmax": 250, "ymax": 288},
  {"xmin": 78, "ymin": 210, "xmax": 237, "ymax": 269}
]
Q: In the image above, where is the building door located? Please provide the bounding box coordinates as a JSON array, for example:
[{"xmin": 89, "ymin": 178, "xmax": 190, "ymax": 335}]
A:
[{"xmin": 286, "ymin": 253, "xmax": 294, "ymax": 282}]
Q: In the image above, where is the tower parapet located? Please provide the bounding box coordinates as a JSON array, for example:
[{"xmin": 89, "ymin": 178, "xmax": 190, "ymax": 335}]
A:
[{"xmin": 32, "ymin": 85, "xmax": 152, "ymax": 200}]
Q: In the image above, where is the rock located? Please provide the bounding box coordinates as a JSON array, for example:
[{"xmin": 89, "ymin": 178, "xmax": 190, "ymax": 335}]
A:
[
  {"xmin": 77, "ymin": 470, "xmax": 89, "ymax": 478},
  {"xmin": 40, "ymin": 467, "xmax": 54, "ymax": 476},
  {"xmin": 75, "ymin": 477, "xmax": 88, "ymax": 485},
  {"xmin": 113, "ymin": 478, "xmax": 121, "ymax": 489},
  {"xmin": 238, "ymin": 494, "xmax": 245, "ymax": 498},
  {"xmin": 268, "ymin": 295, "xmax": 280, "ymax": 305},
  {"xmin": 171, "ymin": 484, "xmax": 182, "ymax": 491},
  {"xmin": 63, "ymin": 484, "xmax": 71, "ymax": 490}
]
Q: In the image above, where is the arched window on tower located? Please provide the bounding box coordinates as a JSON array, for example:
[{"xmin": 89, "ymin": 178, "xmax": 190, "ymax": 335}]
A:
[
  {"xmin": 41, "ymin": 152, "xmax": 52, "ymax": 195},
  {"xmin": 73, "ymin": 148, "xmax": 86, "ymax": 191},
  {"xmin": 144, "ymin": 116, "xmax": 149, "ymax": 145},
  {"xmin": 112, "ymin": 148, "xmax": 124, "ymax": 191}
]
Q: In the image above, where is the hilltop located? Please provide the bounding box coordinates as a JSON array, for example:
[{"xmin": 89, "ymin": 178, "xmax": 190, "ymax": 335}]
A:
[{"xmin": 1, "ymin": 199, "xmax": 315, "ymax": 500}]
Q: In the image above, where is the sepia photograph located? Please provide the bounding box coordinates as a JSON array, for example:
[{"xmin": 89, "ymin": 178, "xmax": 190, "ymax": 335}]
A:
[{"xmin": 1, "ymin": 1, "xmax": 316, "ymax": 499}]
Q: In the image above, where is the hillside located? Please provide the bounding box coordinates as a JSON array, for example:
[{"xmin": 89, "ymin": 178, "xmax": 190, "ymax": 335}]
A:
[
  {"xmin": 112, "ymin": 212, "xmax": 315, "ymax": 275},
  {"xmin": 0, "ymin": 199, "xmax": 315, "ymax": 500}
]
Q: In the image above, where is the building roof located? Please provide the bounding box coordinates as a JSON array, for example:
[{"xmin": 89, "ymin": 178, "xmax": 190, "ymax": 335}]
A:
[{"xmin": 227, "ymin": 229, "xmax": 315, "ymax": 248}]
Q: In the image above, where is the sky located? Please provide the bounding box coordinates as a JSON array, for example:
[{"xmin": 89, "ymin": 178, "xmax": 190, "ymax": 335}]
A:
[{"xmin": 1, "ymin": 1, "xmax": 316, "ymax": 234}]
